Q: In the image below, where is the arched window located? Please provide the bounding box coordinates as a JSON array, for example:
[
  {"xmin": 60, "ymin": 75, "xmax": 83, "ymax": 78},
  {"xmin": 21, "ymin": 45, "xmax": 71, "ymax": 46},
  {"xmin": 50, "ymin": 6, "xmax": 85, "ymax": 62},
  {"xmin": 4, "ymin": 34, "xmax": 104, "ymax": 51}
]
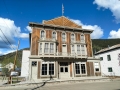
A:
[
  {"xmin": 52, "ymin": 31, "xmax": 56, "ymax": 39},
  {"xmin": 41, "ymin": 30, "xmax": 45, "ymax": 38},
  {"xmin": 81, "ymin": 34, "xmax": 85, "ymax": 41},
  {"xmin": 62, "ymin": 32, "xmax": 66, "ymax": 42},
  {"xmin": 71, "ymin": 33, "xmax": 75, "ymax": 42}
]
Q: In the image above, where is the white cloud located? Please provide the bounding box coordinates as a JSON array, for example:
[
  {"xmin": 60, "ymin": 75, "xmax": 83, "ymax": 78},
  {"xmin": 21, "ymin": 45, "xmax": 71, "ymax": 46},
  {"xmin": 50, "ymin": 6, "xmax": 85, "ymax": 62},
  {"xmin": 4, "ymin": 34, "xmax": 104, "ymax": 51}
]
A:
[
  {"xmin": 0, "ymin": 17, "xmax": 29, "ymax": 48},
  {"xmin": 70, "ymin": 19, "xmax": 103, "ymax": 39},
  {"xmin": 26, "ymin": 26, "xmax": 32, "ymax": 32},
  {"xmin": 108, "ymin": 28, "xmax": 120, "ymax": 38},
  {"xmin": 93, "ymin": 0, "xmax": 120, "ymax": 23},
  {"xmin": 0, "ymin": 49, "xmax": 16, "ymax": 56}
]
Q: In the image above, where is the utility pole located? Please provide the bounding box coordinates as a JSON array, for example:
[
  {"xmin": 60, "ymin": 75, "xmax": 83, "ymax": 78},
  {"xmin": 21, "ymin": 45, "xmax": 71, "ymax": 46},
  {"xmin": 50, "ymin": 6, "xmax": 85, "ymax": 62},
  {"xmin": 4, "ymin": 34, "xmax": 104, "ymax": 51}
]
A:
[{"xmin": 8, "ymin": 40, "xmax": 20, "ymax": 84}]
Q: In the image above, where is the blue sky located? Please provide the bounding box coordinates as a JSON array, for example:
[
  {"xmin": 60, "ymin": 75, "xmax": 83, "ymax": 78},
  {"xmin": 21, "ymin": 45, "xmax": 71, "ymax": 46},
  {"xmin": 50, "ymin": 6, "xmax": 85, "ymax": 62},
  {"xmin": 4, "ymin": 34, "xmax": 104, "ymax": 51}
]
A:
[{"xmin": 0, "ymin": 0, "xmax": 120, "ymax": 55}]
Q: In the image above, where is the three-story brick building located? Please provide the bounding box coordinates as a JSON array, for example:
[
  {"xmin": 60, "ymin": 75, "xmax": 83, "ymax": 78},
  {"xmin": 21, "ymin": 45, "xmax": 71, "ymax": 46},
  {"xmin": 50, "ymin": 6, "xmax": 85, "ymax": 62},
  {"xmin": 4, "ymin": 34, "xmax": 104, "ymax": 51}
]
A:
[{"xmin": 28, "ymin": 16, "xmax": 101, "ymax": 80}]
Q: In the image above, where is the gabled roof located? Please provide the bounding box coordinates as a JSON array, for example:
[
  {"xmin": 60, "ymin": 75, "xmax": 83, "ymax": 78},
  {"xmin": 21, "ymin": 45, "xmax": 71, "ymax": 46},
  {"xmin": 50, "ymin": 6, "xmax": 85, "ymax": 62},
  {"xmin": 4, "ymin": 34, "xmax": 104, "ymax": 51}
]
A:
[
  {"xmin": 95, "ymin": 44, "xmax": 120, "ymax": 55},
  {"xmin": 43, "ymin": 16, "xmax": 82, "ymax": 28}
]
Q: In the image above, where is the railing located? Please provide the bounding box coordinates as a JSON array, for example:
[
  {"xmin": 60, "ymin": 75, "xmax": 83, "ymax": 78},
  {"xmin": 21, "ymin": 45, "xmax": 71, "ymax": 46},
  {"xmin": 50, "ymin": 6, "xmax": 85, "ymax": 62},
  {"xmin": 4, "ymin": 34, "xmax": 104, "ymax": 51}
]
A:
[
  {"xmin": 71, "ymin": 40, "xmax": 85, "ymax": 44},
  {"xmin": 39, "ymin": 52, "xmax": 87, "ymax": 58},
  {"xmin": 40, "ymin": 38, "xmax": 57, "ymax": 42}
]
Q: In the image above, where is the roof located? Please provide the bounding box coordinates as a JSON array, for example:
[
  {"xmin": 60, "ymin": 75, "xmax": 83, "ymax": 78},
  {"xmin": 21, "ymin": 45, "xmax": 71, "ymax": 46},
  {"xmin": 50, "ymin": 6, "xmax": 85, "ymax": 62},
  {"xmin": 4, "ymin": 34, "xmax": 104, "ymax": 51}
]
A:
[
  {"xmin": 29, "ymin": 16, "xmax": 93, "ymax": 33},
  {"xmin": 95, "ymin": 44, "xmax": 120, "ymax": 55},
  {"xmin": 43, "ymin": 16, "xmax": 82, "ymax": 28}
]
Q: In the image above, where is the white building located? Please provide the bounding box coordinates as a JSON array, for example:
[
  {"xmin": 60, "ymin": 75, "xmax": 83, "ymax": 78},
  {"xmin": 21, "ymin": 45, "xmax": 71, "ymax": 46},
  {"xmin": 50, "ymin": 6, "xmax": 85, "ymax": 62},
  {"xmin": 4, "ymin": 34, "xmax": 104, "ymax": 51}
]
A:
[
  {"xmin": 4, "ymin": 62, "xmax": 17, "ymax": 71},
  {"xmin": 95, "ymin": 44, "xmax": 120, "ymax": 76},
  {"xmin": 21, "ymin": 50, "xmax": 30, "ymax": 78}
]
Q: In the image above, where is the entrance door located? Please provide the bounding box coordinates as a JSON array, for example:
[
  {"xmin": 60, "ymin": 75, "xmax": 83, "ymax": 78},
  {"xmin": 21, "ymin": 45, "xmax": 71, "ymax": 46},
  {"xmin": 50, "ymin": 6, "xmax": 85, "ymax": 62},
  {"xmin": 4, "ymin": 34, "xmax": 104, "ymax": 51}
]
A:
[
  {"xmin": 62, "ymin": 45, "xmax": 67, "ymax": 55},
  {"xmin": 59, "ymin": 62, "xmax": 70, "ymax": 78}
]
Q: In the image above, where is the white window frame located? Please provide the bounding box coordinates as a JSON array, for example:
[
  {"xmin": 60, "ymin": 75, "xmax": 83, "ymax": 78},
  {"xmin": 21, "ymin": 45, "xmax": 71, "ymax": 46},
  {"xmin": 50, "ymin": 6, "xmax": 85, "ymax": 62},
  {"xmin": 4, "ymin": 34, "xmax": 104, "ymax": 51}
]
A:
[
  {"xmin": 81, "ymin": 45, "xmax": 85, "ymax": 55},
  {"xmin": 71, "ymin": 33, "xmax": 75, "ymax": 42},
  {"xmin": 39, "ymin": 43, "xmax": 42, "ymax": 54},
  {"xmin": 80, "ymin": 34, "xmax": 85, "ymax": 42},
  {"xmin": 77, "ymin": 45, "xmax": 80, "ymax": 55},
  {"xmin": 71, "ymin": 45, "xmax": 75, "ymax": 55},
  {"xmin": 44, "ymin": 43, "xmax": 49, "ymax": 53},
  {"xmin": 75, "ymin": 62, "xmax": 87, "ymax": 75},
  {"xmin": 94, "ymin": 62, "xmax": 100, "ymax": 72},
  {"xmin": 41, "ymin": 61, "xmax": 55, "ymax": 76},
  {"xmin": 62, "ymin": 32, "xmax": 66, "ymax": 42},
  {"xmin": 40, "ymin": 30, "xmax": 46, "ymax": 39},
  {"xmin": 50, "ymin": 43, "xmax": 54, "ymax": 53},
  {"xmin": 52, "ymin": 31, "xmax": 57, "ymax": 40}
]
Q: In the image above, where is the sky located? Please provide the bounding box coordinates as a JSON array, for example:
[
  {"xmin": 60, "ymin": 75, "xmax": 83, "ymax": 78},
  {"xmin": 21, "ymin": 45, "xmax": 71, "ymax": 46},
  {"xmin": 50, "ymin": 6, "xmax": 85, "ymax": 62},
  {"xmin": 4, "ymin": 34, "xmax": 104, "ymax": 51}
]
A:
[{"xmin": 0, "ymin": 0, "xmax": 120, "ymax": 55}]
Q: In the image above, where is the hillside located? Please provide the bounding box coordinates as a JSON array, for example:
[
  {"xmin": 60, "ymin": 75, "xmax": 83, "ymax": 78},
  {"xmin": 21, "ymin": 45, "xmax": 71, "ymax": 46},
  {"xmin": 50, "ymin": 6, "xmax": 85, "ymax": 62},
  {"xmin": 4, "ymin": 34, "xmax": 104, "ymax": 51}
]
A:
[
  {"xmin": 0, "ymin": 48, "xmax": 29, "ymax": 67},
  {"xmin": 0, "ymin": 39, "xmax": 120, "ymax": 67},
  {"xmin": 92, "ymin": 39, "xmax": 120, "ymax": 54}
]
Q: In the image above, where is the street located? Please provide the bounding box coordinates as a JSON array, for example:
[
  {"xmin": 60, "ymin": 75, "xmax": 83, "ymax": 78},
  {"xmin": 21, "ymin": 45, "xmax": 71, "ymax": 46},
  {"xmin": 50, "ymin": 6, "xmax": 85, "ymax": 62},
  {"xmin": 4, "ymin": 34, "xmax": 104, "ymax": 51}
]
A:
[{"xmin": 0, "ymin": 79, "xmax": 120, "ymax": 90}]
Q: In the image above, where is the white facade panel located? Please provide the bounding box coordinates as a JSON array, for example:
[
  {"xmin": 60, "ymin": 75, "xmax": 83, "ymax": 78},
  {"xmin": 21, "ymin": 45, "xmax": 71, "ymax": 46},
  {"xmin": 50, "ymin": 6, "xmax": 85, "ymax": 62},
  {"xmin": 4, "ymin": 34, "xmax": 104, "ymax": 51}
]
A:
[
  {"xmin": 21, "ymin": 50, "xmax": 30, "ymax": 77},
  {"xmin": 95, "ymin": 48, "xmax": 120, "ymax": 76}
]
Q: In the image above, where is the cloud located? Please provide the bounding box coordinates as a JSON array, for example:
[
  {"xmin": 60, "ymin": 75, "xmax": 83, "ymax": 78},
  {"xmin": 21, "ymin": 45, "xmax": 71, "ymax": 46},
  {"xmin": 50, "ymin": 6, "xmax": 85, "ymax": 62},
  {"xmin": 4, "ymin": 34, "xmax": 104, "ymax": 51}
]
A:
[
  {"xmin": 108, "ymin": 28, "xmax": 120, "ymax": 38},
  {"xmin": 26, "ymin": 26, "xmax": 32, "ymax": 32},
  {"xmin": 70, "ymin": 19, "xmax": 103, "ymax": 39},
  {"xmin": 0, "ymin": 17, "xmax": 29, "ymax": 49},
  {"xmin": 0, "ymin": 49, "xmax": 16, "ymax": 56},
  {"xmin": 93, "ymin": 0, "xmax": 120, "ymax": 23}
]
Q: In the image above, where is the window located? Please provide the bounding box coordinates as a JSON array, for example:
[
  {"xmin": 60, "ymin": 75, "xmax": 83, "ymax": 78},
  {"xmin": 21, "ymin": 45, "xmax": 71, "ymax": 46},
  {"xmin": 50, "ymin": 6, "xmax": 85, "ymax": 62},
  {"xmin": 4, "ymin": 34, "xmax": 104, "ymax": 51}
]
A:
[
  {"xmin": 75, "ymin": 62, "xmax": 86, "ymax": 75},
  {"xmin": 52, "ymin": 32, "xmax": 56, "ymax": 40},
  {"xmin": 50, "ymin": 43, "xmax": 54, "ymax": 53},
  {"xmin": 77, "ymin": 45, "xmax": 80, "ymax": 54},
  {"xmin": 42, "ymin": 62, "xmax": 55, "ymax": 75},
  {"xmin": 44, "ymin": 43, "xmax": 49, "ymax": 53},
  {"xmin": 41, "ymin": 30, "xmax": 45, "ymax": 38},
  {"xmin": 94, "ymin": 62, "xmax": 100, "ymax": 72},
  {"xmin": 107, "ymin": 55, "xmax": 111, "ymax": 61},
  {"xmin": 108, "ymin": 67, "xmax": 112, "ymax": 72},
  {"xmin": 49, "ymin": 63, "xmax": 54, "ymax": 75},
  {"xmin": 81, "ymin": 34, "xmax": 85, "ymax": 42},
  {"xmin": 62, "ymin": 33, "xmax": 66, "ymax": 42},
  {"xmin": 71, "ymin": 45, "xmax": 75, "ymax": 54},
  {"xmin": 100, "ymin": 57, "xmax": 103, "ymax": 60},
  {"xmin": 71, "ymin": 33, "xmax": 75, "ymax": 42},
  {"xmin": 40, "ymin": 43, "xmax": 42, "ymax": 53},
  {"xmin": 42, "ymin": 64, "xmax": 47, "ymax": 75},
  {"xmin": 81, "ymin": 45, "xmax": 85, "ymax": 55},
  {"xmin": 32, "ymin": 61, "xmax": 37, "ymax": 66},
  {"xmin": 81, "ymin": 64, "xmax": 86, "ymax": 74},
  {"xmin": 75, "ymin": 64, "xmax": 80, "ymax": 74}
]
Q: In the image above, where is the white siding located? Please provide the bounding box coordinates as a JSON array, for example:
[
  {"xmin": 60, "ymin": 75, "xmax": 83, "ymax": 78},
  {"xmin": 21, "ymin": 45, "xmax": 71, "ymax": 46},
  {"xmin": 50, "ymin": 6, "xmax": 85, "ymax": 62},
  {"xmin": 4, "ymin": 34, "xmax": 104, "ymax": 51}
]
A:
[
  {"xmin": 21, "ymin": 50, "xmax": 30, "ymax": 77},
  {"xmin": 95, "ymin": 48, "xmax": 120, "ymax": 76}
]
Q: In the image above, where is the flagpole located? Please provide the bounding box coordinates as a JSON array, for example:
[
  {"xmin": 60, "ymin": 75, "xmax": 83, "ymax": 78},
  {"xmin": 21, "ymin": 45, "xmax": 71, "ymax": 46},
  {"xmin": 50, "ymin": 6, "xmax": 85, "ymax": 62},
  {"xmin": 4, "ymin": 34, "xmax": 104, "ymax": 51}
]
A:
[{"xmin": 62, "ymin": 4, "xmax": 64, "ymax": 26}]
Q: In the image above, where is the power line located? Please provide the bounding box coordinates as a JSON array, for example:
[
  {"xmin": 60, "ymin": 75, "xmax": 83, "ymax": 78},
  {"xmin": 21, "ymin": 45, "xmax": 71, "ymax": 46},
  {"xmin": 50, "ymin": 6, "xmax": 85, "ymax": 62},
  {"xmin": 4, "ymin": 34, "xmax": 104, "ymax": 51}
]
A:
[{"xmin": 0, "ymin": 28, "xmax": 15, "ymax": 50}]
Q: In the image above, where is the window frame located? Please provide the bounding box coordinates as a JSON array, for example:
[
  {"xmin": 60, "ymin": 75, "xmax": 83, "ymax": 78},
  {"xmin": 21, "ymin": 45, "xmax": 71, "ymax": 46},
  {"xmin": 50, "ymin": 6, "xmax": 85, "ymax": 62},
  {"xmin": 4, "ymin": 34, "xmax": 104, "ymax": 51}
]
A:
[
  {"xmin": 100, "ymin": 57, "xmax": 103, "ymax": 61},
  {"xmin": 77, "ymin": 45, "xmax": 80, "ymax": 55},
  {"xmin": 80, "ymin": 34, "xmax": 85, "ymax": 42},
  {"xmin": 71, "ymin": 33, "xmax": 75, "ymax": 42},
  {"xmin": 32, "ymin": 61, "xmax": 37, "ymax": 67},
  {"xmin": 40, "ymin": 30, "xmax": 46, "ymax": 39},
  {"xmin": 41, "ymin": 61, "xmax": 55, "ymax": 76},
  {"xmin": 75, "ymin": 62, "xmax": 87, "ymax": 75},
  {"xmin": 62, "ymin": 32, "xmax": 66, "ymax": 42},
  {"xmin": 108, "ymin": 67, "xmax": 113, "ymax": 72},
  {"xmin": 52, "ymin": 31, "xmax": 57, "ymax": 40},
  {"xmin": 94, "ymin": 62, "xmax": 100, "ymax": 72},
  {"xmin": 107, "ymin": 55, "xmax": 111, "ymax": 61}
]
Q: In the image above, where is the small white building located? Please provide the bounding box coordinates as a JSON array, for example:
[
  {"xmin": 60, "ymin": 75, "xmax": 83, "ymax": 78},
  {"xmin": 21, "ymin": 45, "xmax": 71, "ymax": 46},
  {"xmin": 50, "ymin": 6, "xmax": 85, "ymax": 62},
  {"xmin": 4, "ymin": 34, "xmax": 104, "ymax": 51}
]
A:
[
  {"xmin": 95, "ymin": 44, "xmax": 120, "ymax": 76},
  {"xmin": 21, "ymin": 50, "xmax": 30, "ymax": 78}
]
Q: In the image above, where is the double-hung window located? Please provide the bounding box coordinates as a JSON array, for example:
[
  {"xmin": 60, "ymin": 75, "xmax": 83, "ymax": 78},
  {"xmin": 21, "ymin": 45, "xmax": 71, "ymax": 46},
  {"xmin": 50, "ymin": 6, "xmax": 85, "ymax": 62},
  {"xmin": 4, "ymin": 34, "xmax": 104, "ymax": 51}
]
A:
[
  {"xmin": 71, "ymin": 34, "xmax": 75, "ymax": 42},
  {"xmin": 81, "ymin": 34, "xmax": 84, "ymax": 42},
  {"xmin": 81, "ymin": 45, "xmax": 85, "ymax": 55},
  {"xmin": 40, "ymin": 43, "xmax": 42, "ymax": 53},
  {"xmin": 44, "ymin": 43, "xmax": 49, "ymax": 53},
  {"xmin": 62, "ymin": 33, "xmax": 66, "ymax": 42},
  {"xmin": 50, "ymin": 43, "xmax": 54, "ymax": 53},
  {"xmin": 71, "ymin": 45, "xmax": 75, "ymax": 54},
  {"xmin": 52, "ymin": 32, "xmax": 56, "ymax": 40},
  {"xmin": 77, "ymin": 45, "xmax": 80, "ymax": 55},
  {"xmin": 41, "ymin": 30, "xmax": 45, "ymax": 38}
]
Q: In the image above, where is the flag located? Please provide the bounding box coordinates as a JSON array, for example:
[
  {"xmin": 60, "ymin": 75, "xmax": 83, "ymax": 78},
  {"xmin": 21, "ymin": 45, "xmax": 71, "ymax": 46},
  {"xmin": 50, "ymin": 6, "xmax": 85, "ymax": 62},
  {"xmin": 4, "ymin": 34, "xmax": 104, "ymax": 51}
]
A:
[{"xmin": 62, "ymin": 4, "xmax": 64, "ymax": 16}]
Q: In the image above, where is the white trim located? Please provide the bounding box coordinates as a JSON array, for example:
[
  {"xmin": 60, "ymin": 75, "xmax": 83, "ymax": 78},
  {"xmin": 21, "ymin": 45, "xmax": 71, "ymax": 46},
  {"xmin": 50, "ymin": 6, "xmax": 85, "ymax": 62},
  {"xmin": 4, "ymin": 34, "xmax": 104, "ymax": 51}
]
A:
[{"xmin": 61, "ymin": 32, "xmax": 66, "ymax": 42}]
